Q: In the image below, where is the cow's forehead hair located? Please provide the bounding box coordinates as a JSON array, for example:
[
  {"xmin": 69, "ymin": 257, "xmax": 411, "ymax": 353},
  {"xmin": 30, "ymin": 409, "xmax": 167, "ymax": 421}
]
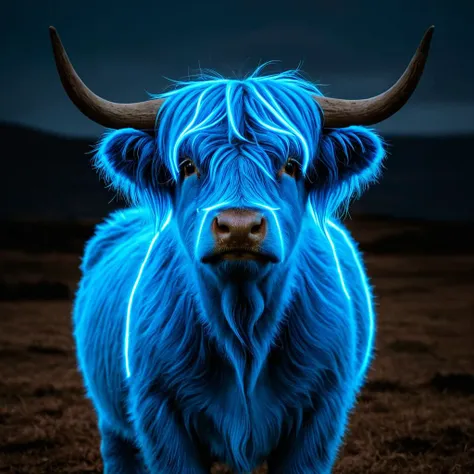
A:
[{"xmin": 151, "ymin": 65, "xmax": 324, "ymax": 181}]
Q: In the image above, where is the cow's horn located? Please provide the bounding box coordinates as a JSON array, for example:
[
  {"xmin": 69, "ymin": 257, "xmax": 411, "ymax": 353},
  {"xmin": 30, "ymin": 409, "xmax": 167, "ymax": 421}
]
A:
[
  {"xmin": 315, "ymin": 26, "xmax": 434, "ymax": 128},
  {"xmin": 49, "ymin": 26, "xmax": 163, "ymax": 130}
]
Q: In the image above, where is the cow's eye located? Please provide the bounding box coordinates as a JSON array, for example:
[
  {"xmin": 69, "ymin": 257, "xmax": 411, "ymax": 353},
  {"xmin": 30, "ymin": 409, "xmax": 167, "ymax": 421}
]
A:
[
  {"xmin": 179, "ymin": 158, "xmax": 199, "ymax": 179},
  {"xmin": 281, "ymin": 158, "xmax": 301, "ymax": 179}
]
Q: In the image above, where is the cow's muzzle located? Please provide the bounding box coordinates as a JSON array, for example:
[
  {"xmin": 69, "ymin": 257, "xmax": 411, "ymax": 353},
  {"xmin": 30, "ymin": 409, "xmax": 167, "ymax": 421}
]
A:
[{"xmin": 201, "ymin": 208, "xmax": 278, "ymax": 264}]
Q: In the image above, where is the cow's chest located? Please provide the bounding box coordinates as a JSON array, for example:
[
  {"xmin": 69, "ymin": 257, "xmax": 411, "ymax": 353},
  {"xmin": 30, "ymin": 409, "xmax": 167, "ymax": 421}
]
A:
[
  {"xmin": 171, "ymin": 343, "xmax": 311, "ymax": 473},
  {"xmin": 185, "ymin": 371, "xmax": 286, "ymax": 471}
]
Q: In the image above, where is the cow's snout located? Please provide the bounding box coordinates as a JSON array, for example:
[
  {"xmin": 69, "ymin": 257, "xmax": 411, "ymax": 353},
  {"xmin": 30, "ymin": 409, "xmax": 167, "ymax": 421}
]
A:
[{"xmin": 212, "ymin": 209, "xmax": 267, "ymax": 247}]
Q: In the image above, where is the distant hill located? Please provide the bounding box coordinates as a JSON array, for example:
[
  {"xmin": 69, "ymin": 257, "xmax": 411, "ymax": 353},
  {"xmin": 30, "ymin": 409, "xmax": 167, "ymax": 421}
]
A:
[
  {"xmin": 1, "ymin": 123, "xmax": 124, "ymax": 220},
  {"xmin": 351, "ymin": 132, "xmax": 474, "ymax": 221},
  {"xmin": 1, "ymin": 123, "xmax": 473, "ymax": 221}
]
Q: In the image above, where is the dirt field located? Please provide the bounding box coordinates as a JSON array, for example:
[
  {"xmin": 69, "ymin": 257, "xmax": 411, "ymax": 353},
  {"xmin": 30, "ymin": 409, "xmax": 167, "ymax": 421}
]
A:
[{"xmin": 1, "ymin": 219, "xmax": 473, "ymax": 473}]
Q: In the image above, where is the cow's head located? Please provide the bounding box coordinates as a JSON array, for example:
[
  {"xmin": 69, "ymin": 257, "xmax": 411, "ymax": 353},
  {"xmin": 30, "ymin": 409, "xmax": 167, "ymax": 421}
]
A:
[{"xmin": 50, "ymin": 26, "xmax": 433, "ymax": 283}]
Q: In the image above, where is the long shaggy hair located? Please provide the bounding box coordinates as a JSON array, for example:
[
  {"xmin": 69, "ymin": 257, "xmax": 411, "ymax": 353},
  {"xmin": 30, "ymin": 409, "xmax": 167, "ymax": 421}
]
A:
[
  {"xmin": 93, "ymin": 65, "xmax": 384, "ymax": 226},
  {"xmin": 75, "ymin": 64, "xmax": 384, "ymax": 473}
]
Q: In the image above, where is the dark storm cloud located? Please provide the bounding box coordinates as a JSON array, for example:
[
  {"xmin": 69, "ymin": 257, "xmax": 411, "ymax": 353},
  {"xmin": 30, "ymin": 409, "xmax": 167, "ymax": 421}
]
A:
[{"xmin": 1, "ymin": 0, "xmax": 473, "ymax": 136}]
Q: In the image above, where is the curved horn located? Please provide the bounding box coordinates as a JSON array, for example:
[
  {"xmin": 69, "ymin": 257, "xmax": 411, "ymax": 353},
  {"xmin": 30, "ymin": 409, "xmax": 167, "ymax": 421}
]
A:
[
  {"xmin": 316, "ymin": 26, "xmax": 434, "ymax": 128},
  {"xmin": 49, "ymin": 26, "xmax": 163, "ymax": 130}
]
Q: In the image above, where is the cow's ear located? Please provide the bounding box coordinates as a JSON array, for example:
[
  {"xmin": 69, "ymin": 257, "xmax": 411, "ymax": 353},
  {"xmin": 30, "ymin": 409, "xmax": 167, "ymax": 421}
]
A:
[
  {"xmin": 93, "ymin": 128, "xmax": 159, "ymax": 199},
  {"xmin": 312, "ymin": 126, "xmax": 385, "ymax": 189}
]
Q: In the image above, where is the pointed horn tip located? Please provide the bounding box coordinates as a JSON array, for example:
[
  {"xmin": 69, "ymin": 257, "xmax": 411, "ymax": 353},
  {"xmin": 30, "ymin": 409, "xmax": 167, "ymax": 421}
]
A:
[
  {"xmin": 49, "ymin": 26, "xmax": 60, "ymax": 45},
  {"xmin": 420, "ymin": 25, "xmax": 435, "ymax": 54}
]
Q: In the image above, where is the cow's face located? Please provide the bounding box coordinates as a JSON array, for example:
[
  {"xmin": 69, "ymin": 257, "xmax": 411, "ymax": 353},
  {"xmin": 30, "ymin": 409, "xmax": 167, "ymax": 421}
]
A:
[
  {"xmin": 173, "ymin": 141, "xmax": 309, "ymax": 281},
  {"xmin": 94, "ymin": 77, "xmax": 385, "ymax": 282}
]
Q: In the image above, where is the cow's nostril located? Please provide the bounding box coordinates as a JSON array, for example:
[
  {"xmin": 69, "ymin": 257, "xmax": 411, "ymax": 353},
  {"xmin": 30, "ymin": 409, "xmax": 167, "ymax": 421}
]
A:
[
  {"xmin": 213, "ymin": 217, "xmax": 230, "ymax": 235},
  {"xmin": 250, "ymin": 218, "xmax": 265, "ymax": 235}
]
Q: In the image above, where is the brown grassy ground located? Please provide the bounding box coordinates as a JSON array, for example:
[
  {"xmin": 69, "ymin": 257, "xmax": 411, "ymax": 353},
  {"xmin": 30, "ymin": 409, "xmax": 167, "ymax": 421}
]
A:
[{"xmin": 1, "ymin": 220, "xmax": 474, "ymax": 473}]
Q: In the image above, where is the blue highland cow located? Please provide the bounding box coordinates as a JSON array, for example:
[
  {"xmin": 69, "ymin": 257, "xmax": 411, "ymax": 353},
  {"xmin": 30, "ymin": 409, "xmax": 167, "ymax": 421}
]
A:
[{"xmin": 50, "ymin": 26, "xmax": 433, "ymax": 474}]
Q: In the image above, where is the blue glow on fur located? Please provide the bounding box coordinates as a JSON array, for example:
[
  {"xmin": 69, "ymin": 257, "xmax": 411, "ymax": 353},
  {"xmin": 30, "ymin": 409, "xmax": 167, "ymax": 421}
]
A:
[
  {"xmin": 308, "ymin": 201, "xmax": 375, "ymax": 381},
  {"xmin": 308, "ymin": 202, "xmax": 350, "ymax": 300},
  {"xmin": 171, "ymin": 90, "xmax": 211, "ymax": 180},
  {"xmin": 75, "ymin": 65, "xmax": 387, "ymax": 473},
  {"xmin": 195, "ymin": 200, "xmax": 232, "ymax": 258},
  {"xmin": 251, "ymin": 201, "xmax": 285, "ymax": 262},
  {"xmin": 154, "ymin": 68, "xmax": 322, "ymax": 186},
  {"xmin": 226, "ymin": 82, "xmax": 246, "ymax": 142},
  {"xmin": 245, "ymin": 84, "xmax": 310, "ymax": 173},
  {"xmin": 124, "ymin": 209, "xmax": 172, "ymax": 378},
  {"xmin": 326, "ymin": 219, "xmax": 375, "ymax": 381}
]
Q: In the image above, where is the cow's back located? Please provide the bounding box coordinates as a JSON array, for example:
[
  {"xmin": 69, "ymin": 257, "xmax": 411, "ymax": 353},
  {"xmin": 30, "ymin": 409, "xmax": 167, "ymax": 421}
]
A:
[{"xmin": 73, "ymin": 208, "xmax": 156, "ymax": 433}]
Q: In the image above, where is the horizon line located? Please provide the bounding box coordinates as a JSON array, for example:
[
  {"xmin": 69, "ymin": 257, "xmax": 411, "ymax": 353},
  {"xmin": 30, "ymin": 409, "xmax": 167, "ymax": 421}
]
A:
[{"xmin": 1, "ymin": 120, "xmax": 474, "ymax": 140}]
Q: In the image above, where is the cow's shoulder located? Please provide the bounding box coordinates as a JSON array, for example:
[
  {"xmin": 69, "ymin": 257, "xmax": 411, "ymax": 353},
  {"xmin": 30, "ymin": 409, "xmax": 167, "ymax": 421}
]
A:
[
  {"xmin": 324, "ymin": 219, "xmax": 369, "ymax": 284},
  {"xmin": 326, "ymin": 220, "xmax": 362, "ymax": 263},
  {"xmin": 304, "ymin": 217, "xmax": 370, "ymax": 297},
  {"xmin": 80, "ymin": 208, "xmax": 151, "ymax": 273}
]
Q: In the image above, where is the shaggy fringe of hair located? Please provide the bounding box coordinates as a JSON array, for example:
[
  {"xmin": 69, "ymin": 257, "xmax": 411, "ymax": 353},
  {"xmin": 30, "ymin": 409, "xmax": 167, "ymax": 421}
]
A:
[{"xmin": 93, "ymin": 63, "xmax": 385, "ymax": 228}]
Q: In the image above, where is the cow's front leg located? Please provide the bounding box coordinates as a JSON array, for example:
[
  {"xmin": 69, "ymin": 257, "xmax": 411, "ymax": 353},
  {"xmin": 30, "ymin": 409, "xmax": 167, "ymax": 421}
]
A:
[
  {"xmin": 129, "ymin": 381, "xmax": 209, "ymax": 474},
  {"xmin": 99, "ymin": 419, "xmax": 146, "ymax": 474},
  {"xmin": 267, "ymin": 394, "xmax": 353, "ymax": 474}
]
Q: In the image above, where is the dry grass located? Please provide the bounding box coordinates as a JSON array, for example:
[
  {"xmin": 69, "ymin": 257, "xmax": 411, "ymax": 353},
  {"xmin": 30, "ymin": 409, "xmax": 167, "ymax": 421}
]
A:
[{"xmin": 1, "ymin": 232, "xmax": 473, "ymax": 473}]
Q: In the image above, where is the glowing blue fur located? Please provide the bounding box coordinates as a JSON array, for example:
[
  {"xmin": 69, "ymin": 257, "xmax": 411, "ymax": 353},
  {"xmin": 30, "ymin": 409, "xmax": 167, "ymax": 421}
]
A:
[
  {"xmin": 74, "ymin": 66, "xmax": 385, "ymax": 473},
  {"xmin": 125, "ymin": 209, "xmax": 172, "ymax": 378}
]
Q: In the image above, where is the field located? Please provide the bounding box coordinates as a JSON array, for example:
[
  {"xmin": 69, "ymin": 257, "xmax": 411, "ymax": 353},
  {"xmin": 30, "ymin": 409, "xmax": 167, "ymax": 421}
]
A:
[{"xmin": 0, "ymin": 218, "xmax": 473, "ymax": 473}]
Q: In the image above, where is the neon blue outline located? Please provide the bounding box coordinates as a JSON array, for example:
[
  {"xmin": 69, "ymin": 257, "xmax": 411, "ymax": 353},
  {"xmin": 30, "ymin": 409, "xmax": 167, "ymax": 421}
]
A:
[
  {"xmin": 308, "ymin": 202, "xmax": 374, "ymax": 380},
  {"xmin": 307, "ymin": 203, "xmax": 350, "ymax": 299},
  {"xmin": 125, "ymin": 210, "xmax": 173, "ymax": 378},
  {"xmin": 194, "ymin": 201, "xmax": 232, "ymax": 259},
  {"xmin": 226, "ymin": 82, "xmax": 247, "ymax": 142},
  {"xmin": 170, "ymin": 89, "xmax": 224, "ymax": 180},
  {"xmin": 245, "ymin": 84, "xmax": 310, "ymax": 173},
  {"xmin": 326, "ymin": 219, "xmax": 375, "ymax": 380},
  {"xmin": 251, "ymin": 202, "xmax": 285, "ymax": 262}
]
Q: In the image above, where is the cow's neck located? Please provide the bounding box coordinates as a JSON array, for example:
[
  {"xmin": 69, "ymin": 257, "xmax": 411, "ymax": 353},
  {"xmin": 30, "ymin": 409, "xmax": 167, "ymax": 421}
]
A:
[{"xmin": 194, "ymin": 265, "xmax": 294, "ymax": 394}]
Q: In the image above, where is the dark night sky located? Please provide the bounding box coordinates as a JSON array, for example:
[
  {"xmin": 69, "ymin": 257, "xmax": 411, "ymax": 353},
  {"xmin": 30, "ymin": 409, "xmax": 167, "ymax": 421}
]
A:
[
  {"xmin": 1, "ymin": 1, "xmax": 474, "ymax": 222},
  {"xmin": 1, "ymin": 0, "xmax": 474, "ymax": 138}
]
